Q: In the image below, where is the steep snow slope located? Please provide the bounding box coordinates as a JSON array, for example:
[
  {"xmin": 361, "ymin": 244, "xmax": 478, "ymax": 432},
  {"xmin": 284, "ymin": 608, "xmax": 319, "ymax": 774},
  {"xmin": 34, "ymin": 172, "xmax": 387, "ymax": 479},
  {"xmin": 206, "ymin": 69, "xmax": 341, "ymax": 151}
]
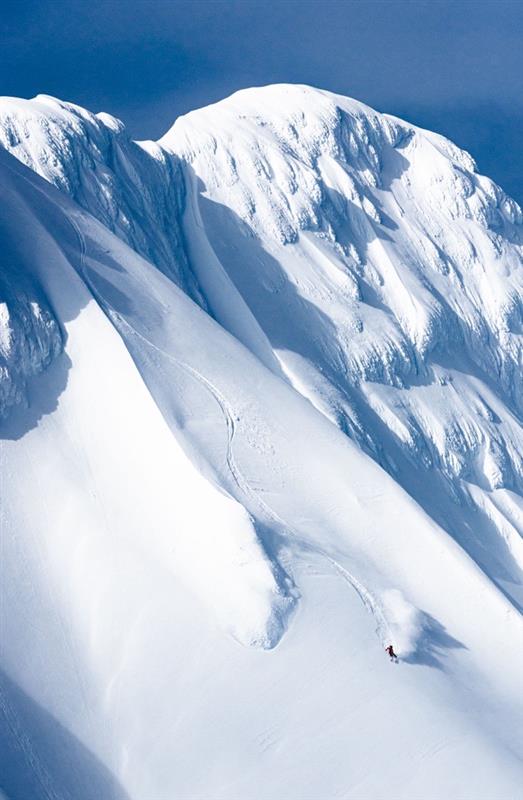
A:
[
  {"xmin": 161, "ymin": 85, "xmax": 523, "ymax": 611},
  {"xmin": 2, "ymin": 86, "xmax": 521, "ymax": 611},
  {"xmin": 1, "ymin": 86, "xmax": 523, "ymax": 799}
]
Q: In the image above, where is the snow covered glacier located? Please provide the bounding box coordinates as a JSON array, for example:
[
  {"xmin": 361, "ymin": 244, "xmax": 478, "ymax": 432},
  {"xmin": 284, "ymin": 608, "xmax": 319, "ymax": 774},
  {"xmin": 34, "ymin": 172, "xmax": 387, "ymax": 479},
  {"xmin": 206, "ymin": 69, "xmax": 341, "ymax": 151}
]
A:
[{"xmin": 0, "ymin": 85, "xmax": 522, "ymax": 799}]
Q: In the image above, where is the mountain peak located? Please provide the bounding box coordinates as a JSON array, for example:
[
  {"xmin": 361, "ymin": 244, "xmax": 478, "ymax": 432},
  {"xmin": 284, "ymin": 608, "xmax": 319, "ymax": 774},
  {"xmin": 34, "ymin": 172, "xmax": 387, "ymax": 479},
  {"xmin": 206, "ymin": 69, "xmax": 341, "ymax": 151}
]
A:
[{"xmin": 1, "ymin": 84, "xmax": 522, "ymax": 800}]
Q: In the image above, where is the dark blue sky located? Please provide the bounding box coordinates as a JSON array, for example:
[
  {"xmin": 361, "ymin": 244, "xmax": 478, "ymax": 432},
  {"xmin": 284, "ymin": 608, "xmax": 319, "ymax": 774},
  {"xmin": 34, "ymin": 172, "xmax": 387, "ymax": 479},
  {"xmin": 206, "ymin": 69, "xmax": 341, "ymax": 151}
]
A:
[{"xmin": 2, "ymin": 0, "xmax": 522, "ymax": 202}]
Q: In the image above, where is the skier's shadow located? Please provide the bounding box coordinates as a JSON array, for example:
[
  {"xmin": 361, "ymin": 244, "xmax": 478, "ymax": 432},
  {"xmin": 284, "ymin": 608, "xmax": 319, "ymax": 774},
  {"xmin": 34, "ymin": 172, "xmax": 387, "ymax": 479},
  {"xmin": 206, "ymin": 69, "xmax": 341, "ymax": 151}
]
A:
[{"xmin": 403, "ymin": 612, "xmax": 467, "ymax": 670}]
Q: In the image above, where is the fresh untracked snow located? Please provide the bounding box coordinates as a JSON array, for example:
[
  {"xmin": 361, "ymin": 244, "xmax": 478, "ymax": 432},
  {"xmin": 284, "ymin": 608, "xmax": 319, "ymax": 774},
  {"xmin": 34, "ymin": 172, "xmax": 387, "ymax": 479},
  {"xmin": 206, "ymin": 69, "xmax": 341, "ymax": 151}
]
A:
[{"xmin": 0, "ymin": 85, "xmax": 522, "ymax": 800}]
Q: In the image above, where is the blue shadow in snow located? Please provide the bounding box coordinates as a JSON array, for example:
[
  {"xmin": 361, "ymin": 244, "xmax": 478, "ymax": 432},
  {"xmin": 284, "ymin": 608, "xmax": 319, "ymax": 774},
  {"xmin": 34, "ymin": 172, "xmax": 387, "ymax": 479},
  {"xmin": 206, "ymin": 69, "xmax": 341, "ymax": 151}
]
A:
[
  {"xmin": 0, "ymin": 669, "xmax": 131, "ymax": 800},
  {"xmin": 403, "ymin": 612, "xmax": 467, "ymax": 671}
]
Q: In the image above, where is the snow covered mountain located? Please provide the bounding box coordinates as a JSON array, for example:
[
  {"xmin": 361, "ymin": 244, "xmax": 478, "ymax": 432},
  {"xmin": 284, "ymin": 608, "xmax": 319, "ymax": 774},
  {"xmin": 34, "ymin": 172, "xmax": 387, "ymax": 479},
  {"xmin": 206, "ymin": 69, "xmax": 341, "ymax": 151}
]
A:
[{"xmin": 0, "ymin": 85, "xmax": 522, "ymax": 800}]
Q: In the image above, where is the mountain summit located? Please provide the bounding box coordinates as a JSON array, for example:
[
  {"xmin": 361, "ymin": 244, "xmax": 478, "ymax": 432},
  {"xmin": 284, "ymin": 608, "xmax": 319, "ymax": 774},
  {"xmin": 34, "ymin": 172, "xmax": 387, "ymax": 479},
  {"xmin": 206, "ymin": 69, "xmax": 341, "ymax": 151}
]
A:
[{"xmin": 1, "ymin": 85, "xmax": 522, "ymax": 800}]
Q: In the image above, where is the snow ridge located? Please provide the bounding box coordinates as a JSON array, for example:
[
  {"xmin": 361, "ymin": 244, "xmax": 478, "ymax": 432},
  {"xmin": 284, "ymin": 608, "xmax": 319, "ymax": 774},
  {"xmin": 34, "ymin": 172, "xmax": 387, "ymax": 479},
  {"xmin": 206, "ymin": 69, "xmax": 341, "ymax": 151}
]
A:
[{"xmin": 0, "ymin": 95, "xmax": 201, "ymax": 300}]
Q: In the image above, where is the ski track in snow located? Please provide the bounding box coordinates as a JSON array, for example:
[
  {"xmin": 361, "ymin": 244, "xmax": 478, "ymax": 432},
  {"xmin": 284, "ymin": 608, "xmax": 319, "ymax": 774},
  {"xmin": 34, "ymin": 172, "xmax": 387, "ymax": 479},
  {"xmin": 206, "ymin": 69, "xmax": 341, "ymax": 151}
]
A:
[
  {"xmin": 68, "ymin": 208, "xmax": 249, "ymax": 500},
  {"xmin": 66, "ymin": 203, "xmax": 389, "ymax": 646},
  {"xmin": 41, "ymin": 198, "xmax": 516, "ymax": 667}
]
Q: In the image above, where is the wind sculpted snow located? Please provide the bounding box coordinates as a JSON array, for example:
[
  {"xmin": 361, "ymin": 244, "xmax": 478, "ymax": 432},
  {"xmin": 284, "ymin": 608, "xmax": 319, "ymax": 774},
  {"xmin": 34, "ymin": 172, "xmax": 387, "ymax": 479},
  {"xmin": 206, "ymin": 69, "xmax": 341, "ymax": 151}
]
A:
[
  {"xmin": 161, "ymin": 85, "xmax": 523, "ymax": 611},
  {"xmin": 1, "ymin": 85, "xmax": 522, "ymax": 799}
]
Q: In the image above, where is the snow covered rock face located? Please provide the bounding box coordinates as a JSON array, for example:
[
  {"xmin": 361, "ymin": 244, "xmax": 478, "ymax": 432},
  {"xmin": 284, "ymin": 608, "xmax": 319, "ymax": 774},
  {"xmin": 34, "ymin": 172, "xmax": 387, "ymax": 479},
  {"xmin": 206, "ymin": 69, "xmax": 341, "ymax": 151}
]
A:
[
  {"xmin": 161, "ymin": 85, "xmax": 523, "ymax": 592},
  {"xmin": 0, "ymin": 157, "xmax": 63, "ymax": 418},
  {"xmin": 0, "ymin": 293, "xmax": 61, "ymax": 418},
  {"xmin": 0, "ymin": 95, "xmax": 200, "ymax": 300}
]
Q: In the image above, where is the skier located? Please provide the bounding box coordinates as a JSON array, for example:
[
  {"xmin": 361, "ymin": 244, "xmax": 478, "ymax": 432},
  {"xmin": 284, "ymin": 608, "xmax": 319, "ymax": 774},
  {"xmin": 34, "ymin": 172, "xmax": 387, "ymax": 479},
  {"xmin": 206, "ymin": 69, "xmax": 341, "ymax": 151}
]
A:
[{"xmin": 385, "ymin": 644, "xmax": 398, "ymax": 662}]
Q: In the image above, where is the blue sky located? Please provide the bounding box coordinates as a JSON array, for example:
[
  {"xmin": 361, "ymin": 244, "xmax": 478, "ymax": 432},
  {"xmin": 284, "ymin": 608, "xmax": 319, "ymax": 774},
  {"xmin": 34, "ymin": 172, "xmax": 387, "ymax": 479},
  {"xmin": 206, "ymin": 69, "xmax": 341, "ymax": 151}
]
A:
[{"xmin": 2, "ymin": 0, "xmax": 522, "ymax": 202}]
